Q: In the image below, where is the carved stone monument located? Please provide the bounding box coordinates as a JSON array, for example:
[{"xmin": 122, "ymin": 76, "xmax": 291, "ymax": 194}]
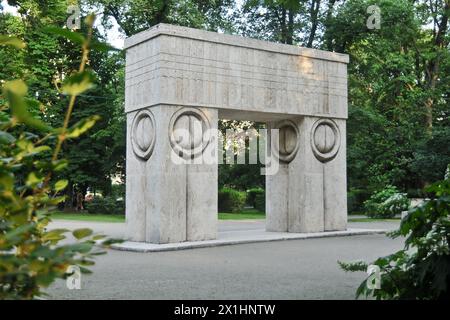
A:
[{"xmin": 124, "ymin": 24, "xmax": 349, "ymax": 244}]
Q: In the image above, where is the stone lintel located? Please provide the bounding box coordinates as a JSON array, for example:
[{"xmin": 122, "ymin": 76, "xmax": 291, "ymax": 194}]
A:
[{"xmin": 124, "ymin": 23, "xmax": 349, "ymax": 64}]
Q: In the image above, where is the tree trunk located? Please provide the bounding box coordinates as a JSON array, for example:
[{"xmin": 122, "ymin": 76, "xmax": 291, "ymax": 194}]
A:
[
  {"xmin": 279, "ymin": 7, "xmax": 288, "ymax": 44},
  {"xmin": 423, "ymin": 0, "xmax": 449, "ymax": 133},
  {"xmin": 286, "ymin": 10, "xmax": 294, "ymax": 44},
  {"xmin": 324, "ymin": 0, "xmax": 337, "ymax": 51},
  {"xmin": 307, "ymin": 0, "xmax": 321, "ymax": 48}
]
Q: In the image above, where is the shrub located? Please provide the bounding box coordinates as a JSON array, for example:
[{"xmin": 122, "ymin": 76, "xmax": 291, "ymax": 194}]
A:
[
  {"xmin": 247, "ymin": 187, "xmax": 264, "ymax": 207},
  {"xmin": 339, "ymin": 176, "xmax": 450, "ymax": 300},
  {"xmin": 254, "ymin": 193, "xmax": 265, "ymax": 212},
  {"xmin": 85, "ymin": 196, "xmax": 124, "ymax": 215},
  {"xmin": 111, "ymin": 183, "xmax": 125, "ymax": 201},
  {"xmin": 379, "ymin": 193, "xmax": 410, "ymax": 217},
  {"xmin": 364, "ymin": 185, "xmax": 410, "ymax": 218},
  {"xmin": 0, "ymin": 19, "xmax": 119, "ymax": 300},
  {"xmin": 347, "ymin": 188, "xmax": 368, "ymax": 213},
  {"xmin": 218, "ymin": 188, "xmax": 246, "ymax": 213}
]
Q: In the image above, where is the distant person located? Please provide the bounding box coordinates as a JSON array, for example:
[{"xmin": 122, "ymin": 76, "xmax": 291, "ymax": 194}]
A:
[
  {"xmin": 85, "ymin": 193, "xmax": 93, "ymax": 202},
  {"xmin": 76, "ymin": 191, "xmax": 84, "ymax": 211}
]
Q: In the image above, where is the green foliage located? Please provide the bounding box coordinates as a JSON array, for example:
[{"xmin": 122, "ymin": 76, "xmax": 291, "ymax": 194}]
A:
[
  {"xmin": 3, "ymin": 80, "xmax": 49, "ymax": 131},
  {"xmin": 379, "ymin": 193, "xmax": 410, "ymax": 218},
  {"xmin": 3, "ymin": 0, "xmax": 448, "ymax": 213},
  {"xmin": 254, "ymin": 193, "xmax": 265, "ymax": 213},
  {"xmin": 332, "ymin": 0, "xmax": 449, "ymax": 199},
  {"xmin": 347, "ymin": 188, "xmax": 369, "ymax": 214},
  {"xmin": 411, "ymin": 127, "xmax": 450, "ymax": 183},
  {"xmin": 111, "ymin": 183, "xmax": 125, "ymax": 201},
  {"xmin": 0, "ymin": 15, "xmax": 118, "ymax": 300},
  {"xmin": 246, "ymin": 187, "xmax": 264, "ymax": 207},
  {"xmin": 364, "ymin": 185, "xmax": 410, "ymax": 218},
  {"xmin": 219, "ymin": 165, "xmax": 264, "ymax": 191},
  {"xmin": 1, "ymin": 2, "xmax": 126, "ymax": 209},
  {"xmin": 340, "ymin": 176, "xmax": 450, "ymax": 300},
  {"xmin": 85, "ymin": 196, "xmax": 125, "ymax": 215},
  {"xmin": 90, "ymin": 0, "xmax": 235, "ymax": 36},
  {"xmin": 246, "ymin": 187, "xmax": 265, "ymax": 212},
  {"xmin": 61, "ymin": 71, "xmax": 96, "ymax": 96},
  {"xmin": 218, "ymin": 188, "xmax": 247, "ymax": 213},
  {"xmin": 218, "ymin": 121, "xmax": 265, "ymax": 191},
  {"xmin": 0, "ymin": 35, "xmax": 26, "ymax": 49}
]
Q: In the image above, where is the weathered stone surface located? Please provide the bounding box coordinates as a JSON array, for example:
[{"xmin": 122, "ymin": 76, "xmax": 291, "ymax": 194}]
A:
[
  {"xmin": 266, "ymin": 117, "xmax": 347, "ymax": 233},
  {"xmin": 126, "ymin": 106, "xmax": 218, "ymax": 243},
  {"xmin": 125, "ymin": 24, "xmax": 348, "ymax": 244},
  {"xmin": 125, "ymin": 24, "xmax": 348, "ymax": 120}
]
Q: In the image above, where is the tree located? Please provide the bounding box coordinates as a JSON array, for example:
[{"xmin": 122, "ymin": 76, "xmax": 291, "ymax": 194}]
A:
[
  {"xmin": 411, "ymin": 126, "xmax": 450, "ymax": 184},
  {"xmin": 2, "ymin": 1, "xmax": 128, "ymax": 207},
  {"xmin": 87, "ymin": 0, "xmax": 235, "ymax": 37},
  {"xmin": 327, "ymin": 0, "xmax": 449, "ymax": 200},
  {"xmin": 340, "ymin": 175, "xmax": 450, "ymax": 299},
  {"xmin": 0, "ymin": 15, "xmax": 118, "ymax": 300}
]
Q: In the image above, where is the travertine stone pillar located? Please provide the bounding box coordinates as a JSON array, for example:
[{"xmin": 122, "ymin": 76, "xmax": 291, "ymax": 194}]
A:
[
  {"xmin": 126, "ymin": 105, "xmax": 217, "ymax": 243},
  {"xmin": 322, "ymin": 119, "xmax": 347, "ymax": 231},
  {"xmin": 124, "ymin": 23, "xmax": 349, "ymax": 243},
  {"xmin": 266, "ymin": 116, "xmax": 347, "ymax": 233}
]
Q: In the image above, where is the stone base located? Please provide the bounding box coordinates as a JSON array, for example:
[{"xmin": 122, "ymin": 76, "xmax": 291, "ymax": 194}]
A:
[{"xmin": 111, "ymin": 228, "xmax": 387, "ymax": 253}]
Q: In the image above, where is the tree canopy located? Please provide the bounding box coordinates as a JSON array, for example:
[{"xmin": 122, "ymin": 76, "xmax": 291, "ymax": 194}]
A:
[{"xmin": 1, "ymin": 0, "xmax": 449, "ymax": 210}]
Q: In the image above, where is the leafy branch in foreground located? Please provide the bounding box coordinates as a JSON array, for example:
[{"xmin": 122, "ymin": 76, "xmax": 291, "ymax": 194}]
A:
[
  {"xmin": 0, "ymin": 14, "xmax": 120, "ymax": 300},
  {"xmin": 339, "ymin": 167, "xmax": 450, "ymax": 300}
]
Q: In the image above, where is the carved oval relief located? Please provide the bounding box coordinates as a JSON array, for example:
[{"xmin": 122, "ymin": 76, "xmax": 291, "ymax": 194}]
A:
[
  {"xmin": 131, "ymin": 109, "xmax": 156, "ymax": 160},
  {"xmin": 273, "ymin": 120, "xmax": 300, "ymax": 163},
  {"xmin": 169, "ymin": 107, "xmax": 211, "ymax": 159},
  {"xmin": 311, "ymin": 119, "xmax": 340, "ymax": 163}
]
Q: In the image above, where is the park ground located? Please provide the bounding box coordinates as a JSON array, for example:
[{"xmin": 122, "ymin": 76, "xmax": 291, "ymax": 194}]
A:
[
  {"xmin": 50, "ymin": 209, "xmax": 399, "ymax": 223},
  {"xmin": 45, "ymin": 216, "xmax": 402, "ymax": 299}
]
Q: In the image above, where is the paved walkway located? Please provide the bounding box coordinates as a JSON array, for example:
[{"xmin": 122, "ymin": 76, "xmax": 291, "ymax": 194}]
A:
[{"xmin": 45, "ymin": 219, "xmax": 402, "ymax": 299}]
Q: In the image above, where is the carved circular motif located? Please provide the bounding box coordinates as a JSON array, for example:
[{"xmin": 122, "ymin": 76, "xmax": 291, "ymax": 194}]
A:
[
  {"xmin": 272, "ymin": 120, "xmax": 300, "ymax": 163},
  {"xmin": 131, "ymin": 109, "xmax": 156, "ymax": 160},
  {"xmin": 311, "ymin": 119, "xmax": 340, "ymax": 163},
  {"xmin": 169, "ymin": 107, "xmax": 211, "ymax": 159}
]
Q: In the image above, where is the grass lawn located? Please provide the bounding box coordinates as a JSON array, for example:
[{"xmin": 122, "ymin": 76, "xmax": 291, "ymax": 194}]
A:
[
  {"xmin": 348, "ymin": 217, "xmax": 401, "ymax": 222},
  {"xmin": 219, "ymin": 209, "xmax": 265, "ymax": 220},
  {"xmin": 50, "ymin": 211, "xmax": 399, "ymax": 223},
  {"xmin": 51, "ymin": 212, "xmax": 125, "ymax": 223},
  {"xmin": 51, "ymin": 208, "xmax": 265, "ymax": 222}
]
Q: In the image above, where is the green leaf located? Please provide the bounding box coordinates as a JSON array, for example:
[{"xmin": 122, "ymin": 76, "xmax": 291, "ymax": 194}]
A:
[
  {"xmin": 42, "ymin": 229, "xmax": 69, "ymax": 243},
  {"xmin": 32, "ymin": 146, "xmax": 51, "ymax": 154},
  {"xmin": 79, "ymin": 259, "xmax": 95, "ymax": 266},
  {"xmin": 0, "ymin": 131, "xmax": 16, "ymax": 144},
  {"xmin": 79, "ymin": 266, "xmax": 93, "ymax": 274},
  {"xmin": 101, "ymin": 238, "xmax": 124, "ymax": 246},
  {"xmin": 54, "ymin": 179, "xmax": 69, "ymax": 191},
  {"xmin": 43, "ymin": 27, "xmax": 85, "ymax": 44},
  {"xmin": 92, "ymin": 234, "xmax": 106, "ymax": 240},
  {"xmin": 16, "ymin": 138, "xmax": 32, "ymax": 151},
  {"xmin": 90, "ymin": 40, "xmax": 121, "ymax": 52},
  {"xmin": 66, "ymin": 115, "xmax": 100, "ymax": 138},
  {"xmin": 61, "ymin": 71, "xmax": 95, "ymax": 96},
  {"xmin": 26, "ymin": 172, "xmax": 44, "ymax": 188},
  {"xmin": 4, "ymin": 223, "xmax": 34, "ymax": 243},
  {"xmin": 44, "ymin": 195, "xmax": 66, "ymax": 205},
  {"xmin": 3, "ymin": 80, "xmax": 51, "ymax": 132},
  {"xmin": 52, "ymin": 159, "xmax": 69, "ymax": 171},
  {"xmin": 64, "ymin": 242, "xmax": 93, "ymax": 253},
  {"xmin": 0, "ymin": 172, "xmax": 14, "ymax": 190},
  {"xmin": 0, "ymin": 35, "xmax": 26, "ymax": 49},
  {"xmin": 72, "ymin": 228, "xmax": 93, "ymax": 239},
  {"xmin": 3, "ymin": 79, "xmax": 27, "ymax": 96}
]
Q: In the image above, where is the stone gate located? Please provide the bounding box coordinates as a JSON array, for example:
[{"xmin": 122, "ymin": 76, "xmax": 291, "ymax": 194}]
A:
[{"xmin": 124, "ymin": 24, "xmax": 349, "ymax": 244}]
